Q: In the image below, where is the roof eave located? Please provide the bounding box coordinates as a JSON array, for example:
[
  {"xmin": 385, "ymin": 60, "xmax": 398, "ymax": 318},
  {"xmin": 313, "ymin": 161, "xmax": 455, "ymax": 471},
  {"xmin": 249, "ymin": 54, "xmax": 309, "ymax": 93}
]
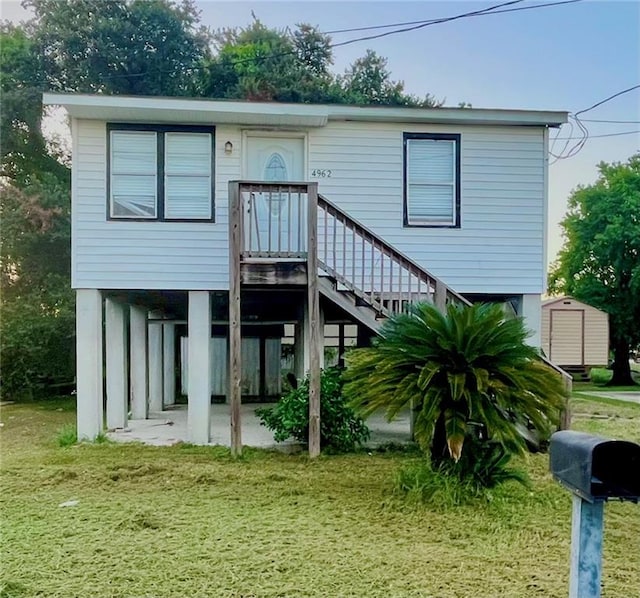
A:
[{"xmin": 43, "ymin": 93, "xmax": 568, "ymax": 128}]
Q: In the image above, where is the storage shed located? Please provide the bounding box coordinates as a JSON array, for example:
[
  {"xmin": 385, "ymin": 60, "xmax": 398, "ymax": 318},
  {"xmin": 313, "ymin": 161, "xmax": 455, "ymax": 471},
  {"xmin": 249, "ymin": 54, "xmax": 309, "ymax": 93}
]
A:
[{"xmin": 541, "ymin": 297, "xmax": 609, "ymax": 370}]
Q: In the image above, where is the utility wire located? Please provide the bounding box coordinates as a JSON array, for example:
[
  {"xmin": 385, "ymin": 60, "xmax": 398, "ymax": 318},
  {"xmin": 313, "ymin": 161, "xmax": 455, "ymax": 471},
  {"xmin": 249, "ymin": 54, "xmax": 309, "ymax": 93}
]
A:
[
  {"xmin": 550, "ymin": 85, "xmax": 640, "ymax": 163},
  {"xmin": 325, "ymin": 0, "xmax": 583, "ymax": 36},
  {"xmin": 331, "ymin": 0, "xmax": 526, "ymax": 48},
  {"xmin": 574, "ymin": 84, "xmax": 640, "ymax": 117},
  {"xmin": 580, "ymin": 118, "xmax": 640, "ymax": 124},
  {"xmin": 553, "ymin": 129, "xmax": 639, "ymax": 140}
]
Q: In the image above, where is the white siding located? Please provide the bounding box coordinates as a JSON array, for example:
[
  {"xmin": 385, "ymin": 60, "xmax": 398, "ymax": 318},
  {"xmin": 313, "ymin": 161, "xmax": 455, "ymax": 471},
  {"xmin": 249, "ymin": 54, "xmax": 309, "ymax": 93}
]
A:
[
  {"xmin": 73, "ymin": 118, "xmax": 547, "ymax": 294},
  {"xmin": 308, "ymin": 122, "xmax": 546, "ymax": 294},
  {"xmin": 72, "ymin": 119, "xmax": 241, "ymax": 289}
]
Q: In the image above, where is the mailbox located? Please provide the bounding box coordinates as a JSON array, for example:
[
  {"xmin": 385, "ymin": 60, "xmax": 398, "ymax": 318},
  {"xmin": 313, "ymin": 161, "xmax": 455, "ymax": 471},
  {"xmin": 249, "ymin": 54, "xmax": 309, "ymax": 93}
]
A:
[{"xmin": 550, "ymin": 431, "xmax": 640, "ymax": 503}]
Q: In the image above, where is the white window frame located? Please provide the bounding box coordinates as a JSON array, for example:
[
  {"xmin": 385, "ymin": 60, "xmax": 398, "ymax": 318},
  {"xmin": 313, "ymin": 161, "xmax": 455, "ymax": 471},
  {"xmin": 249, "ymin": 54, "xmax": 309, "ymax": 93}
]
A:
[{"xmin": 403, "ymin": 133, "xmax": 461, "ymax": 228}]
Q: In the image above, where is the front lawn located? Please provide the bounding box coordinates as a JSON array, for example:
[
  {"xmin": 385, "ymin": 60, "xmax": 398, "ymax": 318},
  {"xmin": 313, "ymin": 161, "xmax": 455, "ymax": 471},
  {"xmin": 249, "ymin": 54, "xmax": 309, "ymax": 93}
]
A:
[{"xmin": 1, "ymin": 397, "xmax": 639, "ymax": 598}]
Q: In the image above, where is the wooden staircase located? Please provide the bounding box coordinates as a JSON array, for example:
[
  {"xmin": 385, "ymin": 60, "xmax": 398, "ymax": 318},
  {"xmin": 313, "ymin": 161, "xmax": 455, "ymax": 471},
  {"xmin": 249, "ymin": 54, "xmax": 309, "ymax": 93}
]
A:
[{"xmin": 228, "ymin": 181, "xmax": 572, "ymax": 455}]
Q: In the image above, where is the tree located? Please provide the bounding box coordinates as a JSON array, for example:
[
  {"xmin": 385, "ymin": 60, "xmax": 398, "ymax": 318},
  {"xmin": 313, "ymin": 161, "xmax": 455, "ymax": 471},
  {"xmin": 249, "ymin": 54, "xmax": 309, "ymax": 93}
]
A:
[
  {"xmin": 197, "ymin": 20, "xmax": 342, "ymax": 103},
  {"xmin": 25, "ymin": 0, "xmax": 211, "ymax": 96},
  {"xmin": 0, "ymin": 23, "xmax": 68, "ymax": 184},
  {"xmin": 549, "ymin": 154, "xmax": 640, "ymax": 385},
  {"xmin": 198, "ymin": 19, "xmax": 441, "ymax": 107},
  {"xmin": 340, "ymin": 49, "xmax": 439, "ymax": 107},
  {"xmin": 0, "ymin": 176, "xmax": 74, "ymax": 399},
  {"xmin": 343, "ymin": 303, "xmax": 565, "ymax": 465}
]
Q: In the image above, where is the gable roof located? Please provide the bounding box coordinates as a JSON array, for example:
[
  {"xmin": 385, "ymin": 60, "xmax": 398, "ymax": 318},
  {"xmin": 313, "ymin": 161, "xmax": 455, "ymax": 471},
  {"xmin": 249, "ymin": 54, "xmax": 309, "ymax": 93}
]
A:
[
  {"xmin": 542, "ymin": 296, "xmax": 606, "ymax": 313},
  {"xmin": 43, "ymin": 93, "xmax": 568, "ymax": 129}
]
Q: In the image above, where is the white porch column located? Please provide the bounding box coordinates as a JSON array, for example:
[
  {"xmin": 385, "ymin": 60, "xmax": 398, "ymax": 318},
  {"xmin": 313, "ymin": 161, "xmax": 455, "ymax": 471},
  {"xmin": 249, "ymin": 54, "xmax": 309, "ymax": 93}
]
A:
[
  {"xmin": 162, "ymin": 323, "xmax": 176, "ymax": 407},
  {"xmin": 148, "ymin": 321, "xmax": 163, "ymax": 412},
  {"xmin": 76, "ymin": 289, "xmax": 103, "ymax": 440},
  {"xmin": 188, "ymin": 291, "xmax": 211, "ymax": 444},
  {"xmin": 521, "ymin": 294, "xmax": 542, "ymax": 349},
  {"xmin": 105, "ymin": 298, "xmax": 128, "ymax": 430},
  {"xmin": 129, "ymin": 305, "xmax": 148, "ymax": 419}
]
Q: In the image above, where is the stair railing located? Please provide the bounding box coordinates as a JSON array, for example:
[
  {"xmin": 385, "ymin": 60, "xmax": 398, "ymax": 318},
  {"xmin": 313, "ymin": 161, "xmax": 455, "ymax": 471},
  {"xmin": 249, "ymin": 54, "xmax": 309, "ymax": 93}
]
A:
[{"xmin": 317, "ymin": 194, "xmax": 468, "ymax": 316}]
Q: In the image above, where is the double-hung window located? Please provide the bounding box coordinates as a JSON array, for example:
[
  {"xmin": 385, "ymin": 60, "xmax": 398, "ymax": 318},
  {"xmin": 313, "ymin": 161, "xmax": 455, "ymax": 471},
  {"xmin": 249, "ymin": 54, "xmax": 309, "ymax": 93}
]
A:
[
  {"xmin": 403, "ymin": 133, "xmax": 460, "ymax": 227},
  {"xmin": 108, "ymin": 124, "xmax": 214, "ymax": 221}
]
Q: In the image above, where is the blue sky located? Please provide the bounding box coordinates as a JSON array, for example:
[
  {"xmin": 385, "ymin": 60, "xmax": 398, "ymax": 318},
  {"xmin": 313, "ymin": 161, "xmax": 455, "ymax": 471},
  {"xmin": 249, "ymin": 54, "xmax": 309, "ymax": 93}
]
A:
[{"xmin": 2, "ymin": 0, "xmax": 639, "ymax": 265}]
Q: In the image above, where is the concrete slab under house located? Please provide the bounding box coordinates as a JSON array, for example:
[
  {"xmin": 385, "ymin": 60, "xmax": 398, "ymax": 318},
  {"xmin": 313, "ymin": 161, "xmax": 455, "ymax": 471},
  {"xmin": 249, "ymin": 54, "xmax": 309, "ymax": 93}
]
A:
[{"xmin": 45, "ymin": 93, "xmax": 571, "ymax": 455}]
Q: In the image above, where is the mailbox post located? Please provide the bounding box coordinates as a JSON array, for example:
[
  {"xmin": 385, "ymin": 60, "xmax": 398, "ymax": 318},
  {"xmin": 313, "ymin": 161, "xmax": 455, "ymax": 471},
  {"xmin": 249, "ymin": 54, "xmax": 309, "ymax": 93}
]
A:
[{"xmin": 550, "ymin": 431, "xmax": 640, "ymax": 598}]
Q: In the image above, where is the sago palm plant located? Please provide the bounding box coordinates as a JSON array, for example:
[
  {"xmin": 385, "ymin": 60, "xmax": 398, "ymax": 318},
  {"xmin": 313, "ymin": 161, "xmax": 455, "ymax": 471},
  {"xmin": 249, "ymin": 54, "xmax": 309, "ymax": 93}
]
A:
[{"xmin": 343, "ymin": 302, "xmax": 566, "ymax": 464}]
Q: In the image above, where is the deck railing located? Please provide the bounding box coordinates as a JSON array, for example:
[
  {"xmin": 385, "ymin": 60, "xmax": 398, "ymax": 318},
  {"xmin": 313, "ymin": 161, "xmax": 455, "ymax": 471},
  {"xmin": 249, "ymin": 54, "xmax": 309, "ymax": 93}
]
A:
[{"xmin": 232, "ymin": 181, "xmax": 311, "ymax": 258}]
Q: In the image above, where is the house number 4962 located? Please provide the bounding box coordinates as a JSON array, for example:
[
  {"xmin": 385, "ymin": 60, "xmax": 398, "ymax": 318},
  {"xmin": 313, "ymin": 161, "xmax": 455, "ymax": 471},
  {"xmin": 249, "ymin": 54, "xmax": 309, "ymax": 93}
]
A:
[{"xmin": 311, "ymin": 169, "xmax": 332, "ymax": 178}]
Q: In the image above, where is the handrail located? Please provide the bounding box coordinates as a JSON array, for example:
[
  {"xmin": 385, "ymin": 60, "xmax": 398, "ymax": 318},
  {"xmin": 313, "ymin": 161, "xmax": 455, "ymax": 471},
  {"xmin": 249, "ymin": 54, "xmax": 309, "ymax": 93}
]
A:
[{"xmin": 317, "ymin": 193, "xmax": 470, "ymax": 316}]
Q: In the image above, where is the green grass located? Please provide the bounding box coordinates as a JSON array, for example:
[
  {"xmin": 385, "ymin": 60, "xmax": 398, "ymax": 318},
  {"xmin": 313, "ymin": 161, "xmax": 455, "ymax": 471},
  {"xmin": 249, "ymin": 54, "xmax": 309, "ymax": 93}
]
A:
[
  {"xmin": 1, "ymin": 398, "xmax": 639, "ymax": 598},
  {"xmin": 580, "ymin": 365, "xmax": 640, "ymax": 391}
]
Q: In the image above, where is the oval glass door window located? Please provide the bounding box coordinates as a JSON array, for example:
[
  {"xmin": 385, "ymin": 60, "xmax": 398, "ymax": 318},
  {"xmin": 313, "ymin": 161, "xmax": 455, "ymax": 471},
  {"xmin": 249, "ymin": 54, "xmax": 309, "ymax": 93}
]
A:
[{"xmin": 264, "ymin": 153, "xmax": 287, "ymax": 215}]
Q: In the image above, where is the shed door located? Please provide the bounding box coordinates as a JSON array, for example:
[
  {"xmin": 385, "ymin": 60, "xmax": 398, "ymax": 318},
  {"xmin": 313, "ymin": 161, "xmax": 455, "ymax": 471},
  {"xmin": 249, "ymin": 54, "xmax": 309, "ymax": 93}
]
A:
[{"xmin": 550, "ymin": 310, "xmax": 584, "ymax": 366}]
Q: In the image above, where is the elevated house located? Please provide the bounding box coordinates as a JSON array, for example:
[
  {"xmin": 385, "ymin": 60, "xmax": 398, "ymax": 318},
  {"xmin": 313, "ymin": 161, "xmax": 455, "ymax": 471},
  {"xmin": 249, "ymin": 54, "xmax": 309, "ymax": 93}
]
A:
[{"xmin": 44, "ymin": 93, "xmax": 568, "ymax": 455}]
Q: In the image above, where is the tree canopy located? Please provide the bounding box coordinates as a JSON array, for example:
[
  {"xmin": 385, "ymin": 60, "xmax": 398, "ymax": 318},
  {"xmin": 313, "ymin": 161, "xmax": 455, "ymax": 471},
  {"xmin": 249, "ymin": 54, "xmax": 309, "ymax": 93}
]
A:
[
  {"xmin": 196, "ymin": 19, "xmax": 439, "ymax": 106},
  {"xmin": 549, "ymin": 154, "xmax": 640, "ymax": 385}
]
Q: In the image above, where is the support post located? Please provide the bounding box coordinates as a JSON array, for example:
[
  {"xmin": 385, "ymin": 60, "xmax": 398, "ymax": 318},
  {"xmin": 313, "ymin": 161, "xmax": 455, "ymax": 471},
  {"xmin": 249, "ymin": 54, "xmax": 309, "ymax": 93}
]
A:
[
  {"xmin": 434, "ymin": 282, "xmax": 447, "ymax": 314},
  {"xmin": 307, "ymin": 183, "xmax": 321, "ymax": 458},
  {"xmin": 520, "ymin": 294, "xmax": 542, "ymax": 349},
  {"xmin": 163, "ymin": 323, "xmax": 176, "ymax": 407},
  {"xmin": 76, "ymin": 289, "xmax": 104, "ymax": 440},
  {"xmin": 338, "ymin": 323, "xmax": 345, "ymax": 368},
  {"xmin": 560, "ymin": 374, "xmax": 573, "ymax": 430},
  {"xmin": 148, "ymin": 321, "xmax": 164, "ymax": 412},
  {"xmin": 569, "ymin": 496, "xmax": 604, "ymax": 598},
  {"xmin": 187, "ymin": 291, "xmax": 212, "ymax": 444},
  {"xmin": 105, "ymin": 298, "xmax": 128, "ymax": 430},
  {"xmin": 294, "ymin": 301, "xmax": 307, "ymax": 379},
  {"xmin": 229, "ymin": 181, "xmax": 242, "ymax": 456},
  {"xmin": 129, "ymin": 305, "xmax": 148, "ymax": 420}
]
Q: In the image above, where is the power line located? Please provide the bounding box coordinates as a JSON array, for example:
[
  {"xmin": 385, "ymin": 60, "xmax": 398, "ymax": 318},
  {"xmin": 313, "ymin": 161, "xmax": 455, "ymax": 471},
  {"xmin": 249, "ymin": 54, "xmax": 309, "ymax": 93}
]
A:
[
  {"xmin": 580, "ymin": 118, "xmax": 640, "ymax": 124},
  {"xmin": 574, "ymin": 85, "xmax": 640, "ymax": 117},
  {"xmin": 331, "ymin": 0, "xmax": 526, "ymax": 48},
  {"xmin": 550, "ymin": 85, "xmax": 640, "ymax": 163},
  {"xmin": 325, "ymin": 0, "xmax": 584, "ymax": 36},
  {"xmin": 553, "ymin": 129, "xmax": 639, "ymax": 140}
]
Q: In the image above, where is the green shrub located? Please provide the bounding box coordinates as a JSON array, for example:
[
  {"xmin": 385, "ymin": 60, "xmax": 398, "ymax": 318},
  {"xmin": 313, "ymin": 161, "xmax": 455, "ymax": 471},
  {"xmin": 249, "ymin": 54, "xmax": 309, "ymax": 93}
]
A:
[
  {"xmin": 55, "ymin": 424, "xmax": 110, "ymax": 447},
  {"xmin": 56, "ymin": 423, "xmax": 77, "ymax": 447},
  {"xmin": 395, "ymin": 437, "xmax": 528, "ymax": 507},
  {"xmin": 589, "ymin": 367, "xmax": 612, "ymax": 385},
  {"xmin": 256, "ymin": 367, "xmax": 370, "ymax": 452},
  {"xmin": 344, "ymin": 302, "xmax": 565, "ymax": 467},
  {"xmin": 437, "ymin": 433, "xmax": 529, "ymax": 491},
  {"xmin": 395, "ymin": 460, "xmax": 481, "ymax": 507}
]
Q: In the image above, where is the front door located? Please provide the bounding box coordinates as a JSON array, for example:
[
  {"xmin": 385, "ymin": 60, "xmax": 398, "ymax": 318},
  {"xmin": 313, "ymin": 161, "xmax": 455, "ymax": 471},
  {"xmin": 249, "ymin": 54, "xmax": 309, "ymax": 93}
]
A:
[{"xmin": 245, "ymin": 135, "xmax": 306, "ymax": 253}]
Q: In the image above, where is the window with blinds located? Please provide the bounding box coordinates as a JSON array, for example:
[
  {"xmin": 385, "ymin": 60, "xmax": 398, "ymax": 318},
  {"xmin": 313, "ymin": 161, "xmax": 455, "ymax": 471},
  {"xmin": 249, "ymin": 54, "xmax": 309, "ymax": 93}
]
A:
[
  {"xmin": 164, "ymin": 133, "xmax": 212, "ymax": 219},
  {"xmin": 110, "ymin": 131, "xmax": 157, "ymax": 218},
  {"xmin": 108, "ymin": 125, "xmax": 214, "ymax": 221},
  {"xmin": 404, "ymin": 134, "xmax": 460, "ymax": 227}
]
